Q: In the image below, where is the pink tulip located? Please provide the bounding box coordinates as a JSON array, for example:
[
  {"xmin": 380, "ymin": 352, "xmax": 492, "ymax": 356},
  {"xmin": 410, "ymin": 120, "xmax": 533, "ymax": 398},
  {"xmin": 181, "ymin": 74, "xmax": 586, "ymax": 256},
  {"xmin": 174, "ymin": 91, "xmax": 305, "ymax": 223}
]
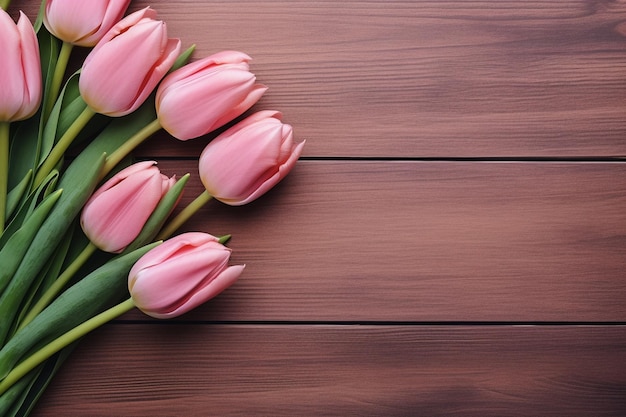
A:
[
  {"xmin": 80, "ymin": 161, "xmax": 176, "ymax": 253},
  {"xmin": 198, "ymin": 110, "xmax": 305, "ymax": 206},
  {"xmin": 43, "ymin": 0, "xmax": 131, "ymax": 47},
  {"xmin": 79, "ymin": 7, "xmax": 181, "ymax": 116},
  {"xmin": 155, "ymin": 50, "xmax": 267, "ymax": 140},
  {"xmin": 0, "ymin": 10, "xmax": 41, "ymax": 122},
  {"xmin": 128, "ymin": 232, "xmax": 244, "ymax": 319}
]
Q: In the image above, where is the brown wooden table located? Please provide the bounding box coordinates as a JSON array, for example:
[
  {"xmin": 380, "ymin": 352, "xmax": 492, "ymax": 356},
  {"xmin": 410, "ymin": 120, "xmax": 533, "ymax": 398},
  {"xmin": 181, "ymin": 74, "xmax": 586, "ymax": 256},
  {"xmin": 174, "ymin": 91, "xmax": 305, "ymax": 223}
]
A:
[{"xmin": 9, "ymin": 0, "xmax": 626, "ymax": 415}]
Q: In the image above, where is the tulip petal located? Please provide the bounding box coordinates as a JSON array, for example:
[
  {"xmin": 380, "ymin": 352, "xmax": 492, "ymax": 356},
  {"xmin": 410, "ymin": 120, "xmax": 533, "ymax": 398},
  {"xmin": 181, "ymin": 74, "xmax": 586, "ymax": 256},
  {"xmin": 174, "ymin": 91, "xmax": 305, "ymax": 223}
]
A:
[
  {"xmin": 154, "ymin": 264, "xmax": 245, "ymax": 319},
  {"xmin": 0, "ymin": 10, "xmax": 41, "ymax": 121},
  {"xmin": 160, "ymin": 50, "xmax": 252, "ymax": 86},
  {"xmin": 45, "ymin": 1, "xmax": 109, "ymax": 44},
  {"xmin": 16, "ymin": 12, "xmax": 42, "ymax": 119},
  {"xmin": 0, "ymin": 11, "xmax": 23, "ymax": 121},
  {"xmin": 239, "ymin": 139, "xmax": 305, "ymax": 205},
  {"xmin": 79, "ymin": 8, "xmax": 181, "ymax": 116},
  {"xmin": 89, "ymin": 160, "xmax": 156, "ymax": 200},
  {"xmin": 131, "ymin": 246, "xmax": 232, "ymax": 312},
  {"xmin": 155, "ymin": 50, "xmax": 264, "ymax": 140},
  {"xmin": 80, "ymin": 162, "xmax": 176, "ymax": 253},
  {"xmin": 128, "ymin": 232, "xmax": 219, "ymax": 280},
  {"xmin": 198, "ymin": 111, "xmax": 304, "ymax": 205},
  {"xmin": 81, "ymin": 169, "xmax": 164, "ymax": 252}
]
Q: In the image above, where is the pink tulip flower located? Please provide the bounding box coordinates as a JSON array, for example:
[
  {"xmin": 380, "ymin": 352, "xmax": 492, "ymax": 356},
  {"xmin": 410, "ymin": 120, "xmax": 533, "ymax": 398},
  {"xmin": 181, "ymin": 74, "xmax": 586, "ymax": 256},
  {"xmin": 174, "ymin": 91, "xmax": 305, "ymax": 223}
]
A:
[
  {"xmin": 198, "ymin": 110, "xmax": 305, "ymax": 206},
  {"xmin": 155, "ymin": 50, "xmax": 267, "ymax": 140},
  {"xmin": 0, "ymin": 10, "xmax": 41, "ymax": 122},
  {"xmin": 80, "ymin": 161, "xmax": 176, "ymax": 253},
  {"xmin": 43, "ymin": 0, "xmax": 131, "ymax": 47},
  {"xmin": 128, "ymin": 232, "xmax": 244, "ymax": 319},
  {"xmin": 79, "ymin": 7, "xmax": 181, "ymax": 116}
]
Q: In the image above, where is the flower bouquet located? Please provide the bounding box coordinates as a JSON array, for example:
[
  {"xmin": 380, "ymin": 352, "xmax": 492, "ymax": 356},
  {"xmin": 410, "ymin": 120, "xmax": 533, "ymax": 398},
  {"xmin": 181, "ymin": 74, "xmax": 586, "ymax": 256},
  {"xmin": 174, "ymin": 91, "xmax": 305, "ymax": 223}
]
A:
[{"xmin": 0, "ymin": 1, "xmax": 304, "ymax": 414}]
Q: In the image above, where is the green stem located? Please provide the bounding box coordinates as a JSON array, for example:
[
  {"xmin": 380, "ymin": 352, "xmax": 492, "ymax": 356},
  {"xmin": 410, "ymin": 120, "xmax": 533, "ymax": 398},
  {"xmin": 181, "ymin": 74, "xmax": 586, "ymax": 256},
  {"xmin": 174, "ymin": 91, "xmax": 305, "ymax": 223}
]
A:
[
  {"xmin": 0, "ymin": 0, "xmax": 10, "ymax": 10},
  {"xmin": 43, "ymin": 42, "xmax": 74, "ymax": 124},
  {"xmin": 18, "ymin": 242, "xmax": 98, "ymax": 331},
  {"xmin": 101, "ymin": 119, "xmax": 162, "ymax": 180},
  {"xmin": 0, "ymin": 122, "xmax": 9, "ymax": 233},
  {"xmin": 156, "ymin": 190, "xmax": 213, "ymax": 240},
  {"xmin": 33, "ymin": 106, "xmax": 96, "ymax": 189},
  {"xmin": 0, "ymin": 298, "xmax": 135, "ymax": 396}
]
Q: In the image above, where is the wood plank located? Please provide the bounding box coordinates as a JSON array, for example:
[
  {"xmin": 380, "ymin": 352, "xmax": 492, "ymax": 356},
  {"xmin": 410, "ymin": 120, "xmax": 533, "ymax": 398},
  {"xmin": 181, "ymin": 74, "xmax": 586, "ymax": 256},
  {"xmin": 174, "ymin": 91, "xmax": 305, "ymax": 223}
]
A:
[
  {"xmin": 107, "ymin": 160, "xmax": 626, "ymax": 322},
  {"xmin": 31, "ymin": 324, "xmax": 626, "ymax": 416},
  {"xmin": 9, "ymin": 1, "xmax": 626, "ymax": 157}
]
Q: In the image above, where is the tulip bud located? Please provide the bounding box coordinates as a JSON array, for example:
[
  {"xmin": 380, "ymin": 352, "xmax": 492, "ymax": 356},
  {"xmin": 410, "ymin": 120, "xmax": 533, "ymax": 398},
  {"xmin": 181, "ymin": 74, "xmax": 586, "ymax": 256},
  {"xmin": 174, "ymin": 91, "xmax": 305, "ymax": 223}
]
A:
[
  {"xmin": 43, "ymin": 0, "xmax": 131, "ymax": 47},
  {"xmin": 80, "ymin": 161, "xmax": 176, "ymax": 253},
  {"xmin": 198, "ymin": 110, "xmax": 305, "ymax": 206},
  {"xmin": 128, "ymin": 232, "xmax": 244, "ymax": 319},
  {"xmin": 0, "ymin": 10, "xmax": 42, "ymax": 122},
  {"xmin": 79, "ymin": 7, "xmax": 181, "ymax": 116},
  {"xmin": 155, "ymin": 50, "xmax": 267, "ymax": 140}
]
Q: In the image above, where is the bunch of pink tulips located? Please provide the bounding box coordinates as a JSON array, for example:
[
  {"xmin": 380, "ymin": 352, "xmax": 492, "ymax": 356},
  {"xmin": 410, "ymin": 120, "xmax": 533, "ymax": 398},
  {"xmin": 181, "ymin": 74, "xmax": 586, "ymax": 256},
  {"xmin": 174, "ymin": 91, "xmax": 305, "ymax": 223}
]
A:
[{"xmin": 0, "ymin": 1, "xmax": 304, "ymax": 413}]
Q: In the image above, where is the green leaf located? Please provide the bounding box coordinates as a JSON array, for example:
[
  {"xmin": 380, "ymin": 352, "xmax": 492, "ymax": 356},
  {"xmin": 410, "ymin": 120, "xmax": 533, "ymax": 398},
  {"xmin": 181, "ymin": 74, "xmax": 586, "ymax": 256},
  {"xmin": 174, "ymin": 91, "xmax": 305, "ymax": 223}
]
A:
[
  {"xmin": 0, "ymin": 242, "xmax": 159, "ymax": 380},
  {"xmin": 32, "ymin": 0, "xmax": 47, "ymax": 33},
  {"xmin": 8, "ymin": 117, "xmax": 40, "ymax": 193},
  {"xmin": 7, "ymin": 345, "xmax": 76, "ymax": 417},
  {"xmin": 0, "ymin": 154, "xmax": 105, "ymax": 346},
  {"xmin": 172, "ymin": 44, "xmax": 196, "ymax": 72},
  {"xmin": 123, "ymin": 174, "xmax": 190, "ymax": 253},
  {"xmin": 38, "ymin": 71, "xmax": 81, "ymax": 168},
  {"xmin": 0, "ymin": 365, "xmax": 41, "ymax": 417},
  {"xmin": 0, "ymin": 190, "xmax": 62, "ymax": 296},
  {"xmin": 82, "ymin": 97, "xmax": 159, "ymax": 160},
  {"xmin": 0, "ymin": 170, "xmax": 59, "ymax": 251},
  {"xmin": 56, "ymin": 97, "xmax": 109, "ymax": 150},
  {"xmin": 12, "ymin": 223, "xmax": 75, "ymax": 336},
  {"xmin": 5, "ymin": 171, "xmax": 32, "ymax": 221},
  {"xmin": 34, "ymin": 26, "xmax": 61, "ymax": 167}
]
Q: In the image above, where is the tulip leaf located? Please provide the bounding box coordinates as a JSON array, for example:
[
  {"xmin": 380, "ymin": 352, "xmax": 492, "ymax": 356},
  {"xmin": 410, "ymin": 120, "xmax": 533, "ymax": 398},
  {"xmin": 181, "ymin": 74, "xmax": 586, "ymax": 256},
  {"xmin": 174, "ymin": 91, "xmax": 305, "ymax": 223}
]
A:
[
  {"xmin": 5, "ymin": 170, "xmax": 32, "ymax": 221},
  {"xmin": 0, "ymin": 241, "xmax": 160, "ymax": 380},
  {"xmin": 59, "ymin": 220, "xmax": 104, "ymax": 277},
  {"xmin": 78, "ymin": 99, "xmax": 159, "ymax": 168},
  {"xmin": 37, "ymin": 26, "xmax": 60, "ymax": 114},
  {"xmin": 57, "ymin": 97, "xmax": 110, "ymax": 149},
  {"xmin": 0, "ymin": 345, "xmax": 76, "ymax": 417},
  {"xmin": 7, "ymin": 117, "xmax": 40, "ymax": 193},
  {"xmin": 0, "ymin": 189, "xmax": 62, "ymax": 297},
  {"xmin": 32, "ymin": 0, "xmax": 47, "ymax": 33},
  {"xmin": 11, "ymin": 222, "xmax": 75, "ymax": 336},
  {"xmin": 0, "ymin": 153, "xmax": 105, "ymax": 346},
  {"xmin": 0, "ymin": 365, "xmax": 41, "ymax": 417},
  {"xmin": 172, "ymin": 44, "xmax": 196, "ymax": 72},
  {"xmin": 0, "ymin": 170, "xmax": 59, "ymax": 251},
  {"xmin": 38, "ymin": 71, "xmax": 81, "ymax": 168},
  {"xmin": 123, "ymin": 174, "xmax": 190, "ymax": 253}
]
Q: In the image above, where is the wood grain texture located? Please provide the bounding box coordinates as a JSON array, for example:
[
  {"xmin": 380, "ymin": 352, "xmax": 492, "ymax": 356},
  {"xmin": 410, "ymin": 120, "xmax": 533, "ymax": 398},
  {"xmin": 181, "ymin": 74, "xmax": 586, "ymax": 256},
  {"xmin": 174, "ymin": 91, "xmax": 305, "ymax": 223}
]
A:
[
  {"xmin": 107, "ymin": 160, "xmax": 626, "ymax": 322},
  {"xmin": 31, "ymin": 325, "xmax": 626, "ymax": 417},
  {"xmin": 132, "ymin": 0, "xmax": 626, "ymax": 157},
  {"xmin": 9, "ymin": 0, "xmax": 626, "ymax": 157}
]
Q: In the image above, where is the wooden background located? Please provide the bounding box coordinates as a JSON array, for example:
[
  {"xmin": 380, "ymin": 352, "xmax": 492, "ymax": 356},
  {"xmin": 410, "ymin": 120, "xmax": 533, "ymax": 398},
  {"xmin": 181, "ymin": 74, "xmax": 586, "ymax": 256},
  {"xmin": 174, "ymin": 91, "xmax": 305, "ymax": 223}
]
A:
[{"xmin": 8, "ymin": 0, "xmax": 626, "ymax": 415}]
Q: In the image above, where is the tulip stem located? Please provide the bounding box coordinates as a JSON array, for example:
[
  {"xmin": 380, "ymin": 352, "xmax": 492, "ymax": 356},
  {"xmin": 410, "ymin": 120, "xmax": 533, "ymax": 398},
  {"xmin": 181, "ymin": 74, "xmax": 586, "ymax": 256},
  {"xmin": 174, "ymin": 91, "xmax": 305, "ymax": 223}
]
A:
[
  {"xmin": 43, "ymin": 41, "xmax": 74, "ymax": 124},
  {"xmin": 102, "ymin": 119, "xmax": 162, "ymax": 180},
  {"xmin": 0, "ymin": 297, "xmax": 135, "ymax": 396},
  {"xmin": 18, "ymin": 242, "xmax": 98, "ymax": 331},
  {"xmin": 156, "ymin": 190, "xmax": 213, "ymax": 240},
  {"xmin": 0, "ymin": 0, "xmax": 10, "ymax": 10},
  {"xmin": 33, "ymin": 106, "xmax": 96, "ymax": 189},
  {"xmin": 0, "ymin": 122, "xmax": 9, "ymax": 233}
]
